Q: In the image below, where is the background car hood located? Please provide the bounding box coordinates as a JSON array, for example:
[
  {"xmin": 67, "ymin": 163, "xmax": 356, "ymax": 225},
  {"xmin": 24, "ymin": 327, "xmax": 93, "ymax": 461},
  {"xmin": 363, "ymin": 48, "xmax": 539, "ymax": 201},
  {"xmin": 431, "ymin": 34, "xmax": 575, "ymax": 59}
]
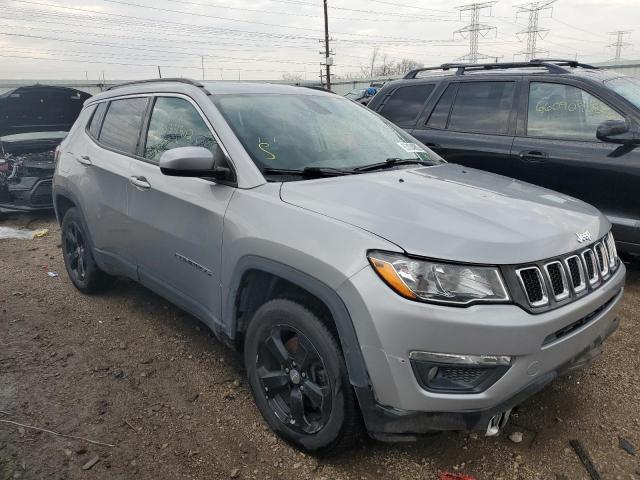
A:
[
  {"xmin": 0, "ymin": 85, "xmax": 90, "ymax": 137},
  {"xmin": 279, "ymin": 163, "xmax": 609, "ymax": 265}
]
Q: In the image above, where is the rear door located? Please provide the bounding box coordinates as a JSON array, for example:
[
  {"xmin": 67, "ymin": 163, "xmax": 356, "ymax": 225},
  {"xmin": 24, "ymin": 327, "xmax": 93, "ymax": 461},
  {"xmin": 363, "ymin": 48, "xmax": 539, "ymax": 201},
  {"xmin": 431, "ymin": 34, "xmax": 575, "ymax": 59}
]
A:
[
  {"xmin": 411, "ymin": 80, "xmax": 520, "ymax": 179},
  {"xmin": 77, "ymin": 97, "xmax": 149, "ymax": 278},
  {"xmin": 512, "ymin": 79, "xmax": 640, "ymax": 246},
  {"xmin": 127, "ymin": 94, "xmax": 235, "ymax": 329}
]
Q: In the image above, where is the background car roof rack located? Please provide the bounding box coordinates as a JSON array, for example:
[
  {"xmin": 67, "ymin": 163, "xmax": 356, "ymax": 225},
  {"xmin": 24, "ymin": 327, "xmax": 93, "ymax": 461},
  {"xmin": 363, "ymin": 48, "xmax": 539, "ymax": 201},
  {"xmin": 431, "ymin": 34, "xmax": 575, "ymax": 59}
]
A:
[
  {"xmin": 107, "ymin": 78, "xmax": 205, "ymax": 91},
  {"xmin": 403, "ymin": 59, "xmax": 598, "ymax": 79}
]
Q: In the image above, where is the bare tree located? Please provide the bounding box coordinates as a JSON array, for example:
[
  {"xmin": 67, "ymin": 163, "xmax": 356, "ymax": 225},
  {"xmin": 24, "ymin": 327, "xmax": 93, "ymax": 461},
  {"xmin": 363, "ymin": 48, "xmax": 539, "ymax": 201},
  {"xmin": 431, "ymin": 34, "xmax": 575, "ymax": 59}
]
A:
[
  {"xmin": 359, "ymin": 48, "xmax": 380, "ymax": 77},
  {"xmin": 282, "ymin": 72, "xmax": 304, "ymax": 83},
  {"xmin": 395, "ymin": 58, "xmax": 424, "ymax": 75},
  {"xmin": 378, "ymin": 53, "xmax": 395, "ymax": 76},
  {"xmin": 359, "ymin": 49, "xmax": 423, "ymax": 78}
]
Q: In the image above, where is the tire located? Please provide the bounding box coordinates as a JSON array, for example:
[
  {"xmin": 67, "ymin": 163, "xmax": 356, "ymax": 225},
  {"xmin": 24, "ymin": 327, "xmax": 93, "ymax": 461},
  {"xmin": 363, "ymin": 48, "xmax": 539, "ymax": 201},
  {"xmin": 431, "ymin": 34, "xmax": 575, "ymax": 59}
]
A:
[
  {"xmin": 61, "ymin": 207, "xmax": 114, "ymax": 293},
  {"xmin": 244, "ymin": 298, "xmax": 360, "ymax": 455}
]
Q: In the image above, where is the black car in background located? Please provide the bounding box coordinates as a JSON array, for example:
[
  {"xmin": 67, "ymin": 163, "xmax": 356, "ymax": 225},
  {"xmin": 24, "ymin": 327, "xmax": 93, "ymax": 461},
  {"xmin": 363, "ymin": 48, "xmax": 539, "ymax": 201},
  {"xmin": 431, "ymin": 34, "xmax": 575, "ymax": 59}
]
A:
[
  {"xmin": 368, "ymin": 59, "xmax": 640, "ymax": 256},
  {"xmin": 0, "ymin": 85, "xmax": 91, "ymax": 213}
]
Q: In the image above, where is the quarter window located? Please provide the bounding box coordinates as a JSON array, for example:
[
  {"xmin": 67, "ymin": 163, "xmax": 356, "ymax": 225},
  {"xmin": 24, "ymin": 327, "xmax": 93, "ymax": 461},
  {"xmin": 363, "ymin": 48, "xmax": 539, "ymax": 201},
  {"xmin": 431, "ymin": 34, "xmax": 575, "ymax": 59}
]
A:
[
  {"xmin": 447, "ymin": 81, "xmax": 515, "ymax": 135},
  {"xmin": 379, "ymin": 84, "xmax": 434, "ymax": 125},
  {"xmin": 527, "ymin": 82, "xmax": 624, "ymax": 141},
  {"xmin": 426, "ymin": 84, "xmax": 456, "ymax": 129},
  {"xmin": 88, "ymin": 102, "xmax": 107, "ymax": 139},
  {"xmin": 99, "ymin": 97, "xmax": 148, "ymax": 155},
  {"xmin": 144, "ymin": 97, "xmax": 217, "ymax": 162}
]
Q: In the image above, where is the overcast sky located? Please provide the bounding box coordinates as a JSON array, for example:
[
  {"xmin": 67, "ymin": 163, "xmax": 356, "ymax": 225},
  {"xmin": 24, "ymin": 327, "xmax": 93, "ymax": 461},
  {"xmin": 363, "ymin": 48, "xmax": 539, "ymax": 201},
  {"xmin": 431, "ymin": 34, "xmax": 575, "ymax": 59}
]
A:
[{"xmin": 0, "ymin": 0, "xmax": 638, "ymax": 81}]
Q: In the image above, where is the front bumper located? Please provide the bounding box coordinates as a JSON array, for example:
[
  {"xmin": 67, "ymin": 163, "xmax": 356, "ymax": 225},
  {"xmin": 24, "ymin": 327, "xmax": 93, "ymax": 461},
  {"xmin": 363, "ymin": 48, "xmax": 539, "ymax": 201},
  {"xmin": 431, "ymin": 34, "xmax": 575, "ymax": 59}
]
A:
[
  {"xmin": 338, "ymin": 261, "xmax": 626, "ymax": 436},
  {"xmin": 0, "ymin": 176, "xmax": 54, "ymax": 212}
]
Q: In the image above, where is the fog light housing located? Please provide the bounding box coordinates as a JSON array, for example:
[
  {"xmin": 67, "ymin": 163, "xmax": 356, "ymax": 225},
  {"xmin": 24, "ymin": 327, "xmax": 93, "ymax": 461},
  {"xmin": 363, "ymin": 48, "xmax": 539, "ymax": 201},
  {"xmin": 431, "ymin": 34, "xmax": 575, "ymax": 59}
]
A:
[{"xmin": 409, "ymin": 351, "xmax": 511, "ymax": 393}]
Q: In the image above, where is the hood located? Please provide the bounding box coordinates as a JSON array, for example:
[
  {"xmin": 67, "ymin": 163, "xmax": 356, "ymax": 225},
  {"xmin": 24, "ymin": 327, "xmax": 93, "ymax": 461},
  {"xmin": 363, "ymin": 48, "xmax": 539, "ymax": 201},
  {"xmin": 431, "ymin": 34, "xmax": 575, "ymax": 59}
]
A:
[
  {"xmin": 0, "ymin": 85, "xmax": 91, "ymax": 137},
  {"xmin": 1, "ymin": 131, "xmax": 67, "ymax": 156},
  {"xmin": 279, "ymin": 164, "xmax": 609, "ymax": 265}
]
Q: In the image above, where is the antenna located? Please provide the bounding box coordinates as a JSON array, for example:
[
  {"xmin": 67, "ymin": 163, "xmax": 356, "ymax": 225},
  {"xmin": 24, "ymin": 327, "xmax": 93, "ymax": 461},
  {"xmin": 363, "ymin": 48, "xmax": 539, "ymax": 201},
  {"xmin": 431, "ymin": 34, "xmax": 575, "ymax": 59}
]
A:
[
  {"xmin": 514, "ymin": 0, "xmax": 556, "ymax": 61},
  {"xmin": 454, "ymin": 2, "xmax": 499, "ymax": 64}
]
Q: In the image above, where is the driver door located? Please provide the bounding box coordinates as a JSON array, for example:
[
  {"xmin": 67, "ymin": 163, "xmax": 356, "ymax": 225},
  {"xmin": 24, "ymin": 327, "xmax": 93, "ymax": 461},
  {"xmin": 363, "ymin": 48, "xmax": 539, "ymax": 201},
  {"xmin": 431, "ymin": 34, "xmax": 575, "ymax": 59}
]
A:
[
  {"xmin": 127, "ymin": 95, "xmax": 235, "ymax": 330},
  {"xmin": 511, "ymin": 79, "xmax": 640, "ymax": 244}
]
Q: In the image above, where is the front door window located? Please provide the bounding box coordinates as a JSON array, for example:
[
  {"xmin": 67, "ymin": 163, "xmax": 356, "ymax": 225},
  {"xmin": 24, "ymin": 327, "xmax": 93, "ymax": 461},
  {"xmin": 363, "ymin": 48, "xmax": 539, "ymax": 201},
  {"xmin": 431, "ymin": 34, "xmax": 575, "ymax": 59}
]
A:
[{"xmin": 527, "ymin": 82, "xmax": 624, "ymax": 141}]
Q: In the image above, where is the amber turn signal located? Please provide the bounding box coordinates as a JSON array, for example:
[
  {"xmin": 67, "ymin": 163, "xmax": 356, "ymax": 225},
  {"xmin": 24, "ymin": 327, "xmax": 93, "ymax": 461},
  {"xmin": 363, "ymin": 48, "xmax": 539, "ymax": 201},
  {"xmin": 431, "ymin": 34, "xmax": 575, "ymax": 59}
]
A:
[{"xmin": 368, "ymin": 255, "xmax": 417, "ymax": 300}]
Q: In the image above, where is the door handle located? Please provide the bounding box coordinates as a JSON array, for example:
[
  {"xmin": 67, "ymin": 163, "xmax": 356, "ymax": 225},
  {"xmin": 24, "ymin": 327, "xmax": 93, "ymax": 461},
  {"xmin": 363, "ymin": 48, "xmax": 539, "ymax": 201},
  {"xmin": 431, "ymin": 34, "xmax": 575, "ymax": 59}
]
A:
[
  {"xmin": 424, "ymin": 142, "xmax": 440, "ymax": 149},
  {"xmin": 129, "ymin": 176, "xmax": 151, "ymax": 190},
  {"xmin": 76, "ymin": 155, "xmax": 92, "ymax": 166},
  {"xmin": 519, "ymin": 150, "xmax": 547, "ymax": 162}
]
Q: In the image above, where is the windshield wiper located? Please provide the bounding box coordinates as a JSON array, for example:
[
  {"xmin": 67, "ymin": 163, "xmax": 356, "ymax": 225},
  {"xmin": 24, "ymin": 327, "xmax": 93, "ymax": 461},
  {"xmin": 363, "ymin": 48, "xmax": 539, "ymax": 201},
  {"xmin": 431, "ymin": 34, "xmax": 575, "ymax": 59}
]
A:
[
  {"xmin": 353, "ymin": 157, "xmax": 432, "ymax": 172},
  {"xmin": 262, "ymin": 167, "xmax": 355, "ymax": 178}
]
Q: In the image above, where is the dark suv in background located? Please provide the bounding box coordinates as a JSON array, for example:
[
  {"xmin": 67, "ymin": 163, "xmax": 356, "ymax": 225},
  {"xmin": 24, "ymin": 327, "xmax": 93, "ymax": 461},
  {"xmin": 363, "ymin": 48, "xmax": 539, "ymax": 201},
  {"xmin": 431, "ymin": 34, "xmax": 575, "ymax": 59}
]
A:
[{"xmin": 368, "ymin": 59, "xmax": 640, "ymax": 256}]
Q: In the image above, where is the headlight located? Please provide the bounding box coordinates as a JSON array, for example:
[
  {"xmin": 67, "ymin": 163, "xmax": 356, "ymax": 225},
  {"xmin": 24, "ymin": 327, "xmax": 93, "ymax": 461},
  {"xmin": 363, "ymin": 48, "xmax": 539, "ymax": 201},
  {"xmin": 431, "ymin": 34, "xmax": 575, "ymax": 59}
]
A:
[{"xmin": 368, "ymin": 251, "xmax": 510, "ymax": 305}]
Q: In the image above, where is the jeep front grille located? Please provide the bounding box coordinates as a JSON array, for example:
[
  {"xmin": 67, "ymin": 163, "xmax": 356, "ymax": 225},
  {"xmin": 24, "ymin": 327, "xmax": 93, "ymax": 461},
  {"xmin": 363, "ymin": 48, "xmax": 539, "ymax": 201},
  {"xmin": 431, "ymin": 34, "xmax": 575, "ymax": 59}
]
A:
[
  {"xmin": 565, "ymin": 255, "xmax": 586, "ymax": 293},
  {"xmin": 511, "ymin": 233, "xmax": 619, "ymax": 310},
  {"xmin": 516, "ymin": 267, "xmax": 547, "ymax": 307},
  {"xmin": 605, "ymin": 232, "xmax": 618, "ymax": 269},
  {"xmin": 544, "ymin": 261, "xmax": 569, "ymax": 300},
  {"xmin": 582, "ymin": 249, "xmax": 598, "ymax": 285},
  {"xmin": 594, "ymin": 242, "xmax": 609, "ymax": 278}
]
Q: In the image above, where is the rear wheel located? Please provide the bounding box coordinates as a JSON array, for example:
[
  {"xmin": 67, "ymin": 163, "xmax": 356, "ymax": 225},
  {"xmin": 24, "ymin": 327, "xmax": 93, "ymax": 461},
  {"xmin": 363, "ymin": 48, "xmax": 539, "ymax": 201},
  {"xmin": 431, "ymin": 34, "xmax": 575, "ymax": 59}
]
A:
[
  {"xmin": 244, "ymin": 298, "xmax": 360, "ymax": 455},
  {"xmin": 61, "ymin": 207, "xmax": 114, "ymax": 293}
]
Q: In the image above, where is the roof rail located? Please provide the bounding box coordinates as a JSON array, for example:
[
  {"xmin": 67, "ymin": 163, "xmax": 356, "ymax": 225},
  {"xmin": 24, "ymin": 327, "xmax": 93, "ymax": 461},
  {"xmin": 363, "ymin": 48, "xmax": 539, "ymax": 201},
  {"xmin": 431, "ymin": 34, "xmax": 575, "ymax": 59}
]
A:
[
  {"xmin": 106, "ymin": 78, "xmax": 204, "ymax": 91},
  {"xmin": 403, "ymin": 59, "xmax": 598, "ymax": 79}
]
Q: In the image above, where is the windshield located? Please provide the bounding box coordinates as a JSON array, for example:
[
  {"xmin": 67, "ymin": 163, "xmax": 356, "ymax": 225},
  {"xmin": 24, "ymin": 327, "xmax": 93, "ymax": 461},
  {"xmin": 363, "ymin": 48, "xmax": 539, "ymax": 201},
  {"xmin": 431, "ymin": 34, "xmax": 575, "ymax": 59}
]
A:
[
  {"xmin": 212, "ymin": 93, "xmax": 442, "ymax": 176},
  {"xmin": 344, "ymin": 89, "xmax": 366, "ymax": 99},
  {"xmin": 605, "ymin": 76, "xmax": 640, "ymax": 109}
]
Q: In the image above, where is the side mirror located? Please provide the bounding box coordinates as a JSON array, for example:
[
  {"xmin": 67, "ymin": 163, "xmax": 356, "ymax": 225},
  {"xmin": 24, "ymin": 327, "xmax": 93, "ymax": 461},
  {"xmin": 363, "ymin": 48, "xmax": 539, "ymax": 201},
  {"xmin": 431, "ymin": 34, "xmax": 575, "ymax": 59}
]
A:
[
  {"xmin": 159, "ymin": 146, "xmax": 232, "ymax": 181},
  {"xmin": 596, "ymin": 119, "xmax": 639, "ymax": 144}
]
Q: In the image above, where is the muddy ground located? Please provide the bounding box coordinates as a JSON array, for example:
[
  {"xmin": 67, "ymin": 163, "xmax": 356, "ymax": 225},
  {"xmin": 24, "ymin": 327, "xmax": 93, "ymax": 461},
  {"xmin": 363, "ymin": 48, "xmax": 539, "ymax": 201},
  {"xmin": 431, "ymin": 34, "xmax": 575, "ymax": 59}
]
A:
[{"xmin": 1, "ymin": 213, "xmax": 639, "ymax": 480}]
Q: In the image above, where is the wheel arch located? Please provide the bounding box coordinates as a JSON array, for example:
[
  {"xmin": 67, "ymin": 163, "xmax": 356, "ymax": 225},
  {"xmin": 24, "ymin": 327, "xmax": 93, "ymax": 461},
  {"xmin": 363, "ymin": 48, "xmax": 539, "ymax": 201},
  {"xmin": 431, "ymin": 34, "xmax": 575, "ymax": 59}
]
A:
[
  {"xmin": 53, "ymin": 186, "xmax": 97, "ymax": 253},
  {"xmin": 225, "ymin": 255, "xmax": 370, "ymax": 390}
]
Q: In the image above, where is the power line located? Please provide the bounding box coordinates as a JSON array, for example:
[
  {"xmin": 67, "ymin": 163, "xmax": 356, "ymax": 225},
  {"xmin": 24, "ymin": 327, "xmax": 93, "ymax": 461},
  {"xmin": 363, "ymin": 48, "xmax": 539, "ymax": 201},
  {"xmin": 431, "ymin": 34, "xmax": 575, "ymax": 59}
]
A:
[
  {"xmin": 454, "ymin": 2, "xmax": 499, "ymax": 63},
  {"xmin": 608, "ymin": 30, "xmax": 633, "ymax": 63},
  {"xmin": 0, "ymin": 52, "xmax": 310, "ymax": 74},
  {"xmin": 514, "ymin": 0, "xmax": 556, "ymax": 61}
]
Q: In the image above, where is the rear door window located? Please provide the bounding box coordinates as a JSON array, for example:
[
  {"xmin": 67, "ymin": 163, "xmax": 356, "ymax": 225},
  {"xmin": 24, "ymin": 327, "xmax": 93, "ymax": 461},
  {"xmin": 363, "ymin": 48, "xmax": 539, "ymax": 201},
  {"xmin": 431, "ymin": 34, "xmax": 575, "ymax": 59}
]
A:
[
  {"xmin": 447, "ymin": 81, "xmax": 515, "ymax": 134},
  {"xmin": 527, "ymin": 82, "xmax": 624, "ymax": 141},
  {"xmin": 143, "ymin": 96, "xmax": 218, "ymax": 162},
  {"xmin": 98, "ymin": 97, "xmax": 148, "ymax": 155},
  {"xmin": 379, "ymin": 84, "xmax": 434, "ymax": 125}
]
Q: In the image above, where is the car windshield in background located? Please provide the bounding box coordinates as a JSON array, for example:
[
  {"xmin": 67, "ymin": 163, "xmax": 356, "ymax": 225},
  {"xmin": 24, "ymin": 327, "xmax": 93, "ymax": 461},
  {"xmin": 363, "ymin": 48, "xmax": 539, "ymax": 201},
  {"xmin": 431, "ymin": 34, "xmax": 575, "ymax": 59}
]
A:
[
  {"xmin": 212, "ymin": 93, "xmax": 442, "ymax": 178},
  {"xmin": 345, "ymin": 89, "xmax": 366, "ymax": 99},
  {"xmin": 605, "ymin": 76, "xmax": 640, "ymax": 109}
]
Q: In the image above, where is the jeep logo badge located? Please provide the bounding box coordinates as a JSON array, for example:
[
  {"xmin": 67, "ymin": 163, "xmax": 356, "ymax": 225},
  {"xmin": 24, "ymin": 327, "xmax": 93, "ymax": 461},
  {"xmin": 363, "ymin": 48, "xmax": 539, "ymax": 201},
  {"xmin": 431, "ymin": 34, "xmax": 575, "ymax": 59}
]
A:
[{"xmin": 576, "ymin": 230, "xmax": 592, "ymax": 243}]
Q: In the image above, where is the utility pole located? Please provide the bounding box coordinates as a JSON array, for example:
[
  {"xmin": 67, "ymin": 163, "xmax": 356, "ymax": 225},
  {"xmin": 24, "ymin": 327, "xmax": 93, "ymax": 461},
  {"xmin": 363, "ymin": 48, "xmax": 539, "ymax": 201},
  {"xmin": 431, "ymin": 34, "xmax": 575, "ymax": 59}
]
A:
[
  {"xmin": 322, "ymin": 0, "xmax": 332, "ymax": 90},
  {"xmin": 608, "ymin": 30, "xmax": 632, "ymax": 63},
  {"xmin": 157, "ymin": 66, "xmax": 162, "ymax": 78},
  {"xmin": 514, "ymin": 0, "xmax": 555, "ymax": 61},
  {"xmin": 201, "ymin": 56, "xmax": 205, "ymax": 80},
  {"xmin": 454, "ymin": 2, "xmax": 498, "ymax": 63}
]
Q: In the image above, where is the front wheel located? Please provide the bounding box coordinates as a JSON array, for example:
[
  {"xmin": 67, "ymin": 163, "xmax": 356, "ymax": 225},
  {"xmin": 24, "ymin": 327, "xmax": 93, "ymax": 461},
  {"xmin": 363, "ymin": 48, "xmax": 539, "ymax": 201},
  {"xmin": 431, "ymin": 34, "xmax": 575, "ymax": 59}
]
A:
[{"xmin": 244, "ymin": 299, "xmax": 360, "ymax": 455}]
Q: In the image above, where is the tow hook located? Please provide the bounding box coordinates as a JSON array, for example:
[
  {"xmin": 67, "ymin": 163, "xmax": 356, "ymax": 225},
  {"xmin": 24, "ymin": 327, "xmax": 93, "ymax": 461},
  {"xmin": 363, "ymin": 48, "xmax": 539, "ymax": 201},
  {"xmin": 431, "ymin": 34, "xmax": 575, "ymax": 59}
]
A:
[{"xmin": 485, "ymin": 409, "xmax": 512, "ymax": 437}]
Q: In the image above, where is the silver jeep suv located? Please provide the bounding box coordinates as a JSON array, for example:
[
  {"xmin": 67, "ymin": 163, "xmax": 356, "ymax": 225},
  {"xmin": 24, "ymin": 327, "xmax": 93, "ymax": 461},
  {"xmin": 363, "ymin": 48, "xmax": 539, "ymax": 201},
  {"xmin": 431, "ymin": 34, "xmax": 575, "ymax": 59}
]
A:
[{"xmin": 53, "ymin": 79, "xmax": 626, "ymax": 454}]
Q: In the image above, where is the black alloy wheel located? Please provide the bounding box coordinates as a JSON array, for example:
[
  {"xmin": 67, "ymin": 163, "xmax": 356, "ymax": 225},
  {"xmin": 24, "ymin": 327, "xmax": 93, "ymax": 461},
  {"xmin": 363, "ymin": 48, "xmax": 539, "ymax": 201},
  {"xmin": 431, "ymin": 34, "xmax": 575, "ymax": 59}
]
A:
[
  {"xmin": 64, "ymin": 221, "xmax": 88, "ymax": 283},
  {"xmin": 61, "ymin": 207, "xmax": 114, "ymax": 293},
  {"xmin": 244, "ymin": 298, "xmax": 360, "ymax": 454},
  {"xmin": 257, "ymin": 325, "xmax": 332, "ymax": 434}
]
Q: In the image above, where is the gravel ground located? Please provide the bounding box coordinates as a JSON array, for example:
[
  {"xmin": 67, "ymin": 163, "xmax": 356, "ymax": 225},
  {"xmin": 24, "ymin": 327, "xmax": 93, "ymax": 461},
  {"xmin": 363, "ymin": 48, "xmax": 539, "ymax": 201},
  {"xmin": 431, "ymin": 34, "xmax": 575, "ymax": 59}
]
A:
[{"xmin": 1, "ymin": 214, "xmax": 639, "ymax": 480}]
